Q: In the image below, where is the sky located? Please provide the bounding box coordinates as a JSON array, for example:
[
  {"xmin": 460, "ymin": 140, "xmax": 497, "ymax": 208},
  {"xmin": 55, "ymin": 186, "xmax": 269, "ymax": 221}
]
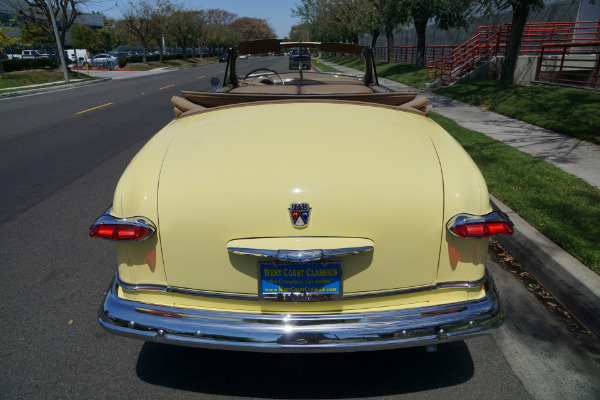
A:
[{"xmin": 89, "ymin": 0, "xmax": 302, "ymax": 39}]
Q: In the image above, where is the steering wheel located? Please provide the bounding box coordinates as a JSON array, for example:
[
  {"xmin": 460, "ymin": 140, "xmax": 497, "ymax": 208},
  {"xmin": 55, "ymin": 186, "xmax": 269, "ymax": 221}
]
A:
[{"xmin": 243, "ymin": 68, "xmax": 284, "ymax": 86}]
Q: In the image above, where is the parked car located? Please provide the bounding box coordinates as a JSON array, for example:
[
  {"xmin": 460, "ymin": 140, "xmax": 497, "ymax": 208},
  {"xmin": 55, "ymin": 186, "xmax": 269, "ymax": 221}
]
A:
[
  {"xmin": 219, "ymin": 53, "xmax": 229, "ymax": 62},
  {"xmin": 238, "ymin": 54, "xmax": 248, "ymax": 60},
  {"xmin": 91, "ymin": 39, "xmax": 512, "ymax": 353},
  {"xmin": 10, "ymin": 49, "xmax": 51, "ymax": 59},
  {"xmin": 84, "ymin": 53, "xmax": 118, "ymax": 68},
  {"xmin": 289, "ymin": 48, "xmax": 311, "ymax": 70},
  {"xmin": 109, "ymin": 51, "xmax": 130, "ymax": 59}
]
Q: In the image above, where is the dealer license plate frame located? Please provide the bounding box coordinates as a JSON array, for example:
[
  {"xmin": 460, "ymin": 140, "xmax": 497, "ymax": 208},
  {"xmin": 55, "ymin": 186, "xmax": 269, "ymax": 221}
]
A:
[{"xmin": 258, "ymin": 259, "xmax": 342, "ymax": 302}]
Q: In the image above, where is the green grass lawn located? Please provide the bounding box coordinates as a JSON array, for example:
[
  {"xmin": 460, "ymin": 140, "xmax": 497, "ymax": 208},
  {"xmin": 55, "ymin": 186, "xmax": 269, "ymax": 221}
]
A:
[
  {"xmin": 321, "ymin": 55, "xmax": 435, "ymax": 88},
  {"xmin": 430, "ymin": 112, "xmax": 600, "ymax": 273},
  {"xmin": 434, "ymin": 81, "xmax": 600, "ymax": 145},
  {"xmin": 0, "ymin": 69, "xmax": 92, "ymax": 90},
  {"xmin": 323, "ymin": 57, "xmax": 599, "ymax": 144},
  {"xmin": 312, "ymin": 59, "xmax": 343, "ymax": 73},
  {"xmin": 374, "ymin": 62, "xmax": 434, "ymax": 88}
]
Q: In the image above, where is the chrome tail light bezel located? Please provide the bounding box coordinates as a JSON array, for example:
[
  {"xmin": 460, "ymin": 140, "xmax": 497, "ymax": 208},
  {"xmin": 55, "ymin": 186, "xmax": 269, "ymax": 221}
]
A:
[
  {"xmin": 89, "ymin": 206, "xmax": 156, "ymax": 241},
  {"xmin": 446, "ymin": 211, "xmax": 514, "ymax": 239}
]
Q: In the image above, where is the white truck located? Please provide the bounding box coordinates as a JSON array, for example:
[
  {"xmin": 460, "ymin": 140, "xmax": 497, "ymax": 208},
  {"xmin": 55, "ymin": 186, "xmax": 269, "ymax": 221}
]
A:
[
  {"xmin": 7, "ymin": 50, "xmax": 51, "ymax": 59},
  {"xmin": 64, "ymin": 49, "xmax": 88, "ymax": 63}
]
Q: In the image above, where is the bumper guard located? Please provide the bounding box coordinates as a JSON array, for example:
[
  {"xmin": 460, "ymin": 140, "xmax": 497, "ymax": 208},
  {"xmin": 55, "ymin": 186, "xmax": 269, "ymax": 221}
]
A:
[{"xmin": 98, "ymin": 274, "xmax": 504, "ymax": 352}]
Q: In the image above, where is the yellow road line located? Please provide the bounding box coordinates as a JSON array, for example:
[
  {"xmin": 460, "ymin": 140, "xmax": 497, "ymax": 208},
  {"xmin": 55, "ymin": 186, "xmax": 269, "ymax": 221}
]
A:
[
  {"xmin": 159, "ymin": 84, "xmax": 175, "ymax": 90},
  {"xmin": 198, "ymin": 75, "xmax": 206, "ymax": 79},
  {"xmin": 76, "ymin": 103, "xmax": 112, "ymax": 115}
]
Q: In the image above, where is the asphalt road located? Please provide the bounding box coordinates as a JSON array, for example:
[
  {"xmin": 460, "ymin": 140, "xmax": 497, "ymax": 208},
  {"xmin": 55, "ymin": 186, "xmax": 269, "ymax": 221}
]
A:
[{"xmin": 1, "ymin": 59, "xmax": 599, "ymax": 399}]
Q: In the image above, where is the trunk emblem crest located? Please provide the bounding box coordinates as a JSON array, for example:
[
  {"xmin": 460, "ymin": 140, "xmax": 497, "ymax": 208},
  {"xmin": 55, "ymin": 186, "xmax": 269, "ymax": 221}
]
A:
[{"xmin": 289, "ymin": 202, "xmax": 311, "ymax": 228}]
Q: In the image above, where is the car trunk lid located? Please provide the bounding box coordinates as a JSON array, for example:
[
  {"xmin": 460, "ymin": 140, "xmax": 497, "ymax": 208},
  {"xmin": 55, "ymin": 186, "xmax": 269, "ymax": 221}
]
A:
[{"xmin": 157, "ymin": 102, "xmax": 443, "ymax": 295}]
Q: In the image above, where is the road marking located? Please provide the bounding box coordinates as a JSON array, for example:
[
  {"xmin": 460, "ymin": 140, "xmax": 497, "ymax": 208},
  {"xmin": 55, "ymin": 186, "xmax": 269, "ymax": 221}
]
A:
[
  {"xmin": 76, "ymin": 103, "xmax": 112, "ymax": 115},
  {"xmin": 198, "ymin": 75, "xmax": 206, "ymax": 79},
  {"xmin": 159, "ymin": 84, "xmax": 175, "ymax": 90},
  {"xmin": 219, "ymin": 70, "xmax": 224, "ymax": 73}
]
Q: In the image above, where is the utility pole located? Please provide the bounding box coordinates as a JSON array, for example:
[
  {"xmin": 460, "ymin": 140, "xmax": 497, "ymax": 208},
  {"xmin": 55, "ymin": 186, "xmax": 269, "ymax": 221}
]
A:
[{"xmin": 46, "ymin": 0, "xmax": 69, "ymax": 83}]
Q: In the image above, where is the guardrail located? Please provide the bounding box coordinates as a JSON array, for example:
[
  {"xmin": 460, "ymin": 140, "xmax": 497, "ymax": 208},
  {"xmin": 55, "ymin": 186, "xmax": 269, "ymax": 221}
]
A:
[
  {"xmin": 535, "ymin": 41, "xmax": 600, "ymax": 89},
  {"xmin": 519, "ymin": 21, "xmax": 600, "ymax": 55},
  {"xmin": 374, "ymin": 45, "xmax": 456, "ymax": 64},
  {"xmin": 427, "ymin": 20, "xmax": 600, "ymax": 84}
]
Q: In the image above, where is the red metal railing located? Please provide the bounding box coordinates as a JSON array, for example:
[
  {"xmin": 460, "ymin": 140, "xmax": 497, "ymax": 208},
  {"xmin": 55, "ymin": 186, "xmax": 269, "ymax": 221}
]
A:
[
  {"xmin": 519, "ymin": 21, "xmax": 600, "ymax": 54},
  {"xmin": 374, "ymin": 45, "xmax": 456, "ymax": 64},
  {"xmin": 427, "ymin": 20, "xmax": 600, "ymax": 84},
  {"xmin": 427, "ymin": 26, "xmax": 507, "ymax": 82},
  {"xmin": 536, "ymin": 41, "xmax": 600, "ymax": 89}
]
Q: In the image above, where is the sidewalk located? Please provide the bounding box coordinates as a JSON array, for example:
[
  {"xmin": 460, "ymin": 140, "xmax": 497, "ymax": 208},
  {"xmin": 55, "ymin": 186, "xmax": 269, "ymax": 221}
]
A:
[
  {"xmin": 71, "ymin": 67, "xmax": 170, "ymax": 80},
  {"xmin": 323, "ymin": 60, "xmax": 600, "ymax": 337}
]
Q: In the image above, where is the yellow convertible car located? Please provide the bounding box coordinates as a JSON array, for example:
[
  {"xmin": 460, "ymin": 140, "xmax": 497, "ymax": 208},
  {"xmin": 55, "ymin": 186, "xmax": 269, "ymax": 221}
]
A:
[{"xmin": 91, "ymin": 40, "xmax": 514, "ymax": 352}]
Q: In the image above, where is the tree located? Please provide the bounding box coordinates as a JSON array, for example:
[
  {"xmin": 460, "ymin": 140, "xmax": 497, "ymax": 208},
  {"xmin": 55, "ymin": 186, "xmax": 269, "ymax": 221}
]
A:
[
  {"xmin": 96, "ymin": 26, "xmax": 114, "ymax": 52},
  {"xmin": 204, "ymin": 8, "xmax": 237, "ymax": 25},
  {"xmin": 186, "ymin": 10, "xmax": 206, "ymax": 58},
  {"xmin": 495, "ymin": 0, "xmax": 543, "ymax": 84},
  {"xmin": 152, "ymin": 0, "xmax": 172, "ymax": 62},
  {"xmin": 401, "ymin": 0, "xmax": 492, "ymax": 69},
  {"xmin": 2, "ymin": 0, "xmax": 82, "ymax": 53},
  {"xmin": 0, "ymin": 26, "xmax": 19, "ymax": 51},
  {"xmin": 70, "ymin": 24, "xmax": 98, "ymax": 49},
  {"xmin": 292, "ymin": 0, "xmax": 364, "ymax": 43},
  {"xmin": 378, "ymin": 0, "xmax": 408, "ymax": 63},
  {"xmin": 292, "ymin": 0, "xmax": 404, "ymax": 48},
  {"xmin": 205, "ymin": 22, "xmax": 237, "ymax": 52},
  {"xmin": 0, "ymin": 19, "xmax": 20, "ymax": 75},
  {"xmin": 19, "ymin": 20, "xmax": 55, "ymax": 44},
  {"xmin": 497, "ymin": 0, "xmax": 597, "ymax": 84},
  {"xmin": 111, "ymin": 19, "xmax": 138, "ymax": 47},
  {"xmin": 203, "ymin": 9, "xmax": 237, "ymax": 54},
  {"xmin": 354, "ymin": 0, "xmax": 408, "ymax": 62},
  {"xmin": 231, "ymin": 17, "xmax": 276, "ymax": 41},
  {"xmin": 122, "ymin": 0, "xmax": 158, "ymax": 63},
  {"xmin": 292, "ymin": 0, "xmax": 334, "ymax": 41},
  {"xmin": 168, "ymin": 6, "xmax": 193, "ymax": 59},
  {"xmin": 289, "ymin": 24, "xmax": 307, "ymax": 42}
]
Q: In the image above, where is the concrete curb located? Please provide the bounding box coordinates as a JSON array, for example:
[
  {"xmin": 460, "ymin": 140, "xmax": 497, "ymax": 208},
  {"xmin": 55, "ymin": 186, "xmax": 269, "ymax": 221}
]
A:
[
  {"xmin": 490, "ymin": 194, "xmax": 600, "ymax": 337},
  {"xmin": 0, "ymin": 77, "xmax": 111, "ymax": 98}
]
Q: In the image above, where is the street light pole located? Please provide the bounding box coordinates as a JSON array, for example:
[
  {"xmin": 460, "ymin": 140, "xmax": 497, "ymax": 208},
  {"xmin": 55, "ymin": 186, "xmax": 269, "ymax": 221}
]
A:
[{"xmin": 46, "ymin": 0, "xmax": 69, "ymax": 83}]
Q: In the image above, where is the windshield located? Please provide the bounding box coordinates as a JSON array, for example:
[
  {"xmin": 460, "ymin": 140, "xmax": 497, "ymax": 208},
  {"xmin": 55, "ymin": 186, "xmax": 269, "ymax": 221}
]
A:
[
  {"xmin": 223, "ymin": 41, "xmax": 375, "ymax": 87},
  {"xmin": 234, "ymin": 52, "xmax": 310, "ymax": 77}
]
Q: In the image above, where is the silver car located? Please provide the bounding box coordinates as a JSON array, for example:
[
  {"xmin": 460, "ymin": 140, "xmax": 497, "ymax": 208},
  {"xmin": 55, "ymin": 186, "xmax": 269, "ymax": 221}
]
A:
[{"xmin": 86, "ymin": 53, "xmax": 118, "ymax": 68}]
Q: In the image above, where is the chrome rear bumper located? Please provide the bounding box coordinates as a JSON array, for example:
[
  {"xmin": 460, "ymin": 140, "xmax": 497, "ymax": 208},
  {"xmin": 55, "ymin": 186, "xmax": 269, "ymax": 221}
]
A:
[{"xmin": 98, "ymin": 275, "xmax": 504, "ymax": 352}]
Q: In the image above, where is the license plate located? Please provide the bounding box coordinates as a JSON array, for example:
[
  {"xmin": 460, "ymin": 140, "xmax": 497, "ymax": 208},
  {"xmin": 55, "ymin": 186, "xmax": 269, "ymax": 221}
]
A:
[{"xmin": 259, "ymin": 259, "xmax": 342, "ymax": 301}]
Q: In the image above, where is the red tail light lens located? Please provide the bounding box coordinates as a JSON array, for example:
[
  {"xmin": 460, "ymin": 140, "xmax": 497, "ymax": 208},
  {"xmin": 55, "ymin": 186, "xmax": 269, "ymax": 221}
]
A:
[
  {"xmin": 447, "ymin": 211, "xmax": 514, "ymax": 239},
  {"xmin": 89, "ymin": 224, "xmax": 153, "ymax": 240},
  {"xmin": 89, "ymin": 208, "xmax": 156, "ymax": 241},
  {"xmin": 451, "ymin": 221, "xmax": 514, "ymax": 238}
]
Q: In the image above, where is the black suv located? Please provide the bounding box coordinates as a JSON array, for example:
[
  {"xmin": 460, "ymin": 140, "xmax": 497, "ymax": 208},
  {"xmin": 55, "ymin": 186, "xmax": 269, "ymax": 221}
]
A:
[{"xmin": 289, "ymin": 48, "xmax": 311, "ymax": 70}]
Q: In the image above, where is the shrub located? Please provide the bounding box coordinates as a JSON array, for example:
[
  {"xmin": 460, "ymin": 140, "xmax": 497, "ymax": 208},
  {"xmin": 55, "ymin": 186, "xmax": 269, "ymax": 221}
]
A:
[{"xmin": 0, "ymin": 57, "xmax": 58, "ymax": 72}]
